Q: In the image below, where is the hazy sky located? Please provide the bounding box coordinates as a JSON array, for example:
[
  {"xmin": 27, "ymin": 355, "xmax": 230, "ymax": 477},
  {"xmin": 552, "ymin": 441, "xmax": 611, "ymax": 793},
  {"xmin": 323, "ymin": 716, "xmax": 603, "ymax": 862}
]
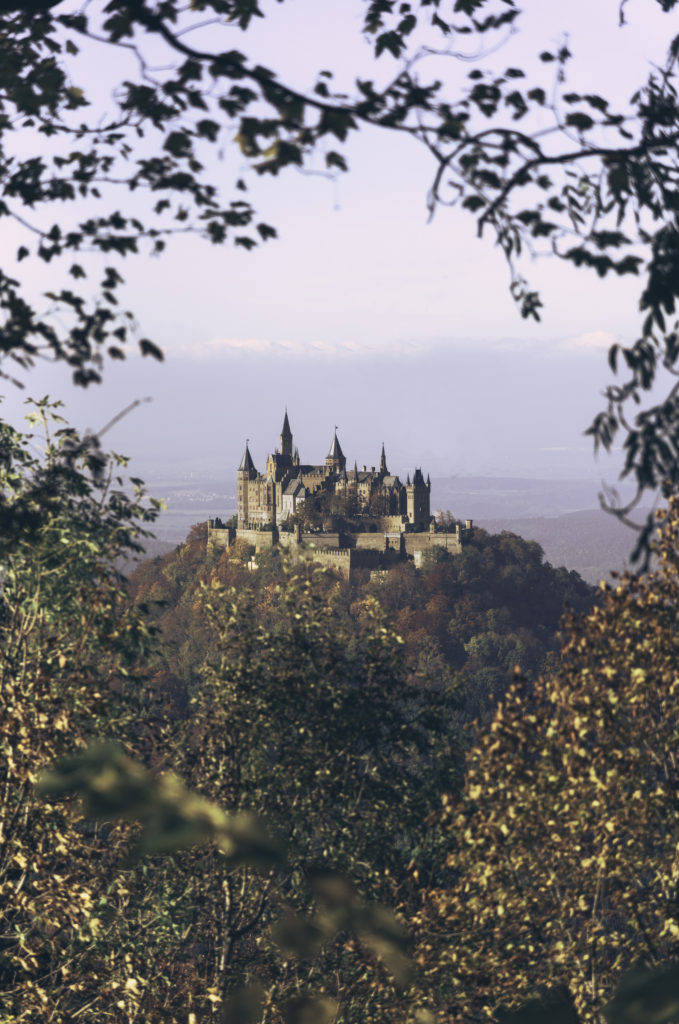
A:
[{"xmin": 2, "ymin": 1, "xmax": 676, "ymax": 492}]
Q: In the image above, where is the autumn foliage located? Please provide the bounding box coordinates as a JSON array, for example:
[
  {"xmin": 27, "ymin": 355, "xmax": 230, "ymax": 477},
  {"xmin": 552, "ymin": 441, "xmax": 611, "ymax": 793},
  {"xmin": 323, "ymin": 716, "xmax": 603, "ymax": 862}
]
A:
[{"xmin": 419, "ymin": 497, "xmax": 679, "ymax": 1022}]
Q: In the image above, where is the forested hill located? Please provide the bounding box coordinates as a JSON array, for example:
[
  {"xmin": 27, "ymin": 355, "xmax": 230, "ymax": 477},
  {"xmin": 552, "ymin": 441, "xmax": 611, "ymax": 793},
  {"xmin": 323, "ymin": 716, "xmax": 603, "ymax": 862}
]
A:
[{"xmin": 128, "ymin": 523, "xmax": 593, "ymax": 724}]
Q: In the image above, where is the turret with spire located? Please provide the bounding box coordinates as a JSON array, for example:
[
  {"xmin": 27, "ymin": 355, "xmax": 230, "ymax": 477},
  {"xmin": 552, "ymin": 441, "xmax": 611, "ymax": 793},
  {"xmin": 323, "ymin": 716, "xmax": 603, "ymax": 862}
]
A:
[
  {"xmin": 280, "ymin": 410, "xmax": 293, "ymax": 460},
  {"xmin": 379, "ymin": 442, "xmax": 388, "ymax": 476},
  {"xmin": 238, "ymin": 441, "xmax": 257, "ymax": 479},
  {"xmin": 237, "ymin": 440, "xmax": 258, "ymax": 527},
  {"xmin": 325, "ymin": 427, "xmax": 346, "ymax": 472}
]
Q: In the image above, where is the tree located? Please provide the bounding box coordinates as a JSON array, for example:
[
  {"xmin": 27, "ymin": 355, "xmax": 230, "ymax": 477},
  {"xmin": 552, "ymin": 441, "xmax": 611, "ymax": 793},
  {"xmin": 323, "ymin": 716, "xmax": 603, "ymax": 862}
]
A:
[
  {"xmin": 0, "ymin": 406, "xmax": 431, "ymax": 1022},
  {"xmin": 0, "ymin": 401, "xmax": 164, "ymax": 1021},
  {"xmin": 3, "ymin": 2, "xmax": 679, "ymax": 534},
  {"xmin": 418, "ymin": 495, "xmax": 679, "ymax": 1022},
  {"xmin": 132, "ymin": 566, "xmax": 457, "ymax": 1022},
  {"xmin": 367, "ymin": 527, "xmax": 592, "ymax": 721}
]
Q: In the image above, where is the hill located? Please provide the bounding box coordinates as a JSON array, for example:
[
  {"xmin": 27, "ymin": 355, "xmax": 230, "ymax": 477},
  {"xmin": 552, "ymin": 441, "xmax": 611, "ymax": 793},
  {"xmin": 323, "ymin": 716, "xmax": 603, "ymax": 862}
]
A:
[
  {"xmin": 128, "ymin": 522, "xmax": 593, "ymax": 726},
  {"xmin": 478, "ymin": 509, "xmax": 644, "ymax": 585}
]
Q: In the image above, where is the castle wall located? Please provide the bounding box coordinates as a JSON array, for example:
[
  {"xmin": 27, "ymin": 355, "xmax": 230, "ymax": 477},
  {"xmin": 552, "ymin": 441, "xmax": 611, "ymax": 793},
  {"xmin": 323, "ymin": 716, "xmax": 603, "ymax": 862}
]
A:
[
  {"xmin": 277, "ymin": 530, "xmax": 342, "ymax": 550},
  {"xmin": 302, "ymin": 532, "xmax": 341, "ymax": 549},
  {"xmin": 300, "ymin": 546, "xmax": 384, "ymax": 580},
  {"xmin": 353, "ymin": 533, "xmax": 389, "ymax": 551},
  {"xmin": 404, "ymin": 532, "xmax": 462, "ymax": 557},
  {"xmin": 236, "ymin": 527, "xmax": 276, "ymax": 552},
  {"xmin": 207, "ymin": 523, "xmax": 235, "ymax": 551}
]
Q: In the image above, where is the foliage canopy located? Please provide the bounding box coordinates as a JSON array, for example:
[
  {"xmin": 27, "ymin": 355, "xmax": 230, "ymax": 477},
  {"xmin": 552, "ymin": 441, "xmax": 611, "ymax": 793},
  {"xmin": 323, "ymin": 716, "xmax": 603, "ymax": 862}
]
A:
[
  {"xmin": 420, "ymin": 495, "xmax": 679, "ymax": 1022},
  {"xmin": 0, "ymin": 402, "xmax": 161, "ymax": 1022}
]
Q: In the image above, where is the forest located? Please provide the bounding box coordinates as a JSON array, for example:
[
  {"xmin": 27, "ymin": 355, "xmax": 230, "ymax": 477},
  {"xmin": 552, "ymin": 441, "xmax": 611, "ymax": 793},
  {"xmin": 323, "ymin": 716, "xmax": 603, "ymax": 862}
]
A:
[
  {"xmin": 3, "ymin": 402, "xmax": 679, "ymax": 1023},
  {"xmin": 6, "ymin": 0, "xmax": 679, "ymax": 1021}
]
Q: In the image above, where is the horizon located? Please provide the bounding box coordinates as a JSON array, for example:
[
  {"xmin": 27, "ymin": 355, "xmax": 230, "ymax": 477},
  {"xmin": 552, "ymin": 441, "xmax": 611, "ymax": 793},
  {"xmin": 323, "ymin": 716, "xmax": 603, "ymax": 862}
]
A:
[{"xmin": 1, "ymin": 1, "xmax": 672, "ymax": 501}]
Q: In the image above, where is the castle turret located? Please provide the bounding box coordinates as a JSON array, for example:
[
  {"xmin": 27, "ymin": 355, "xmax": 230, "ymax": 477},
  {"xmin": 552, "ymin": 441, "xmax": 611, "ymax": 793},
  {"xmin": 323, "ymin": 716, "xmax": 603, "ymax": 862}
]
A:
[
  {"xmin": 406, "ymin": 467, "xmax": 431, "ymax": 531},
  {"xmin": 379, "ymin": 442, "xmax": 388, "ymax": 476},
  {"xmin": 237, "ymin": 441, "xmax": 258, "ymax": 526},
  {"xmin": 238, "ymin": 442, "xmax": 257, "ymax": 477},
  {"xmin": 280, "ymin": 410, "xmax": 293, "ymax": 459},
  {"xmin": 325, "ymin": 428, "xmax": 346, "ymax": 472}
]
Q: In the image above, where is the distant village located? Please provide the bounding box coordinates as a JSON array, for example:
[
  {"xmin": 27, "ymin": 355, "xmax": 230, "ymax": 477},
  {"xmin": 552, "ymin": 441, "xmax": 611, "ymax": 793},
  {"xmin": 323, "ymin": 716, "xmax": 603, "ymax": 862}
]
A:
[{"xmin": 208, "ymin": 413, "xmax": 473, "ymax": 578}]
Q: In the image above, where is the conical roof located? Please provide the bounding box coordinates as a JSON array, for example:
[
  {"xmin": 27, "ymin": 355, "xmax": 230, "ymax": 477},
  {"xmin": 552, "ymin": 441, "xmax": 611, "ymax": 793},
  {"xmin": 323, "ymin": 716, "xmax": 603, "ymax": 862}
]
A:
[
  {"xmin": 281, "ymin": 410, "xmax": 292, "ymax": 437},
  {"xmin": 327, "ymin": 429, "xmax": 344, "ymax": 461},
  {"xmin": 379, "ymin": 442, "xmax": 388, "ymax": 474},
  {"xmin": 238, "ymin": 442, "xmax": 256, "ymax": 474}
]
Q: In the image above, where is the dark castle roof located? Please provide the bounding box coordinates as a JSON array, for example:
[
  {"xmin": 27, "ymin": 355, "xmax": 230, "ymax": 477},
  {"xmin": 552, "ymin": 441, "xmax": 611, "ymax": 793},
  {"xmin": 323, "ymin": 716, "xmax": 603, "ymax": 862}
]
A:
[
  {"xmin": 327, "ymin": 430, "xmax": 345, "ymax": 461},
  {"xmin": 238, "ymin": 443, "xmax": 256, "ymax": 474}
]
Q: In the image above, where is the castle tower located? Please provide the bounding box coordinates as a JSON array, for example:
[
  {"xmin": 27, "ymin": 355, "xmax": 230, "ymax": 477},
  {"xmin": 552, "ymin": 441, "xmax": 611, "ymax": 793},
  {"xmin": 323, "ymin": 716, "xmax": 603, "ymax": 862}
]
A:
[
  {"xmin": 237, "ymin": 441, "xmax": 258, "ymax": 527},
  {"xmin": 325, "ymin": 428, "xmax": 346, "ymax": 472},
  {"xmin": 406, "ymin": 467, "xmax": 431, "ymax": 531},
  {"xmin": 379, "ymin": 442, "xmax": 388, "ymax": 476},
  {"xmin": 280, "ymin": 410, "xmax": 293, "ymax": 460}
]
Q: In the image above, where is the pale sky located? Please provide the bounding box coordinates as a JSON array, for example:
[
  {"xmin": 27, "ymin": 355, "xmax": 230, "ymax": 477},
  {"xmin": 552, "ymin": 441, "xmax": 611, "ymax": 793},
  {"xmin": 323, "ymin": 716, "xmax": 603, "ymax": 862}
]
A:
[{"xmin": 2, "ymin": 0, "xmax": 677, "ymax": 491}]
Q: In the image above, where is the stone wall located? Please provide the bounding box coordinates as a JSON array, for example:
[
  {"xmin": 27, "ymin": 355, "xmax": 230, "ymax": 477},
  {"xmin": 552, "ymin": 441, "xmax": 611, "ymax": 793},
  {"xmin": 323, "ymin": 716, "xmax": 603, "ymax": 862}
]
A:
[
  {"xmin": 215, "ymin": 519, "xmax": 474, "ymax": 574},
  {"xmin": 207, "ymin": 520, "xmax": 235, "ymax": 551},
  {"xmin": 404, "ymin": 532, "xmax": 462, "ymax": 557},
  {"xmin": 235, "ymin": 527, "xmax": 276, "ymax": 552},
  {"xmin": 300, "ymin": 546, "xmax": 384, "ymax": 580}
]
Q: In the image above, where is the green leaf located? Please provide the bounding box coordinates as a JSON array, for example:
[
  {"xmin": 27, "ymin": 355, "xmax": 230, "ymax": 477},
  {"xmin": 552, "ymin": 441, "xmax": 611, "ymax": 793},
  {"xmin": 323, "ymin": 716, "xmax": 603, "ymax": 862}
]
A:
[
  {"xmin": 604, "ymin": 962, "xmax": 679, "ymax": 1024},
  {"xmin": 325, "ymin": 151, "xmax": 348, "ymax": 172},
  {"xmin": 565, "ymin": 112, "xmax": 594, "ymax": 131},
  {"xmin": 496, "ymin": 988, "xmax": 578, "ymax": 1024},
  {"xmin": 222, "ymin": 984, "xmax": 266, "ymax": 1024},
  {"xmin": 375, "ymin": 31, "xmax": 404, "ymax": 58},
  {"xmin": 139, "ymin": 338, "xmax": 164, "ymax": 360},
  {"xmin": 281, "ymin": 996, "xmax": 338, "ymax": 1024},
  {"xmin": 196, "ymin": 118, "xmax": 220, "ymax": 141},
  {"xmin": 163, "ymin": 130, "xmax": 192, "ymax": 157}
]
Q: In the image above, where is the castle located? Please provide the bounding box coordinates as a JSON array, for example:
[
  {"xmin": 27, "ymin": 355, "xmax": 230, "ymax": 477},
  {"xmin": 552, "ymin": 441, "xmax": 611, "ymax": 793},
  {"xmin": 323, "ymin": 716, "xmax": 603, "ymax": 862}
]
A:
[
  {"xmin": 208, "ymin": 413, "xmax": 473, "ymax": 578},
  {"xmin": 237, "ymin": 412, "xmax": 432, "ymax": 530}
]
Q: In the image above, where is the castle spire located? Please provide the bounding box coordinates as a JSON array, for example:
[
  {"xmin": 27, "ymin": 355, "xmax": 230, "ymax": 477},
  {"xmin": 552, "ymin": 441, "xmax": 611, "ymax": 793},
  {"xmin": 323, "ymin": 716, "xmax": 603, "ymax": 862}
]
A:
[
  {"xmin": 379, "ymin": 442, "xmax": 387, "ymax": 475},
  {"xmin": 280, "ymin": 409, "xmax": 293, "ymax": 459},
  {"xmin": 325, "ymin": 427, "xmax": 346, "ymax": 471},
  {"xmin": 238, "ymin": 441, "xmax": 256, "ymax": 477}
]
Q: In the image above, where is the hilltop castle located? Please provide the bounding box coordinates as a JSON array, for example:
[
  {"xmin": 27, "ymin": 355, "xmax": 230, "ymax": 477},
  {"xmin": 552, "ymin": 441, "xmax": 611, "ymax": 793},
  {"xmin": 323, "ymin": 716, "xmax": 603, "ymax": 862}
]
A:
[
  {"xmin": 237, "ymin": 412, "xmax": 432, "ymax": 530},
  {"xmin": 208, "ymin": 413, "xmax": 473, "ymax": 578}
]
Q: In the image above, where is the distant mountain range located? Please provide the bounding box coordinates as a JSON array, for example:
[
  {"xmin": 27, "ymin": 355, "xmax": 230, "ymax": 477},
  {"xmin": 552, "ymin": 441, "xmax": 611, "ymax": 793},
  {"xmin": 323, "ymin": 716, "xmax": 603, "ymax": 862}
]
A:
[
  {"xmin": 432, "ymin": 475, "xmax": 613, "ymax": 519},
  {"xmin": 430, "ymin": 476, "xmax": 652, "ymax": 583}
]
